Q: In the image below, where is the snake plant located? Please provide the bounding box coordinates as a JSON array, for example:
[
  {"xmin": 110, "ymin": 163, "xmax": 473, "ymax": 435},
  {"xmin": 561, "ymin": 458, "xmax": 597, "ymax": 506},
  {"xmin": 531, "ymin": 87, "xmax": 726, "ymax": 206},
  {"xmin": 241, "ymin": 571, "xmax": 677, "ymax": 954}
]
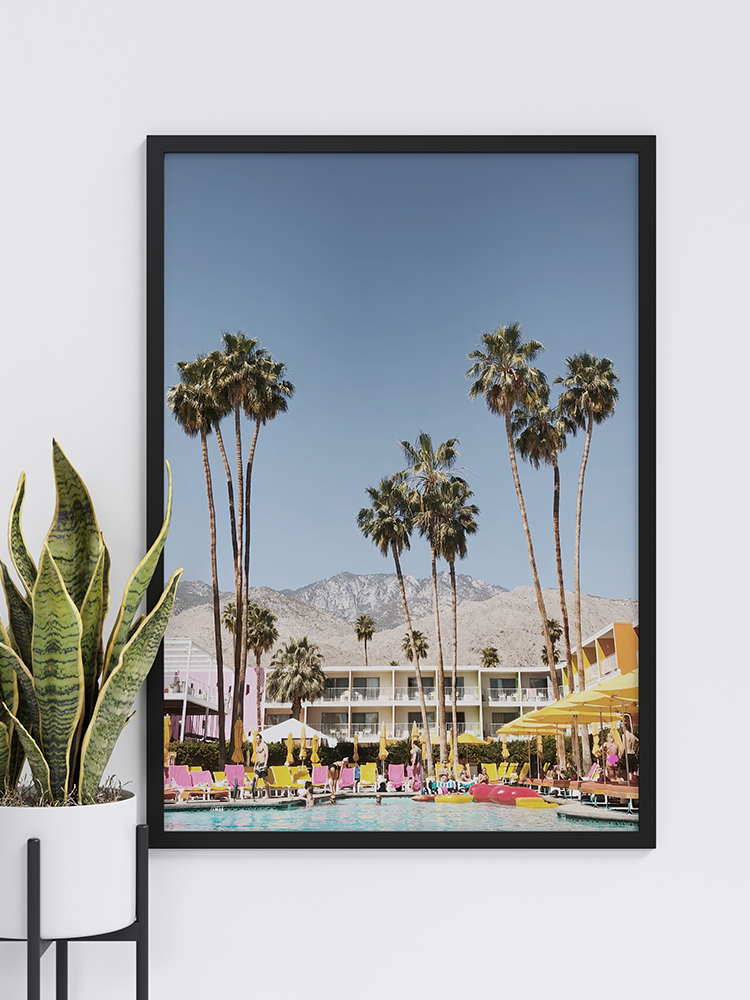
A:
[{"xmin": 0, "ymin": 441, "xmax": 182, "ymax": 804}]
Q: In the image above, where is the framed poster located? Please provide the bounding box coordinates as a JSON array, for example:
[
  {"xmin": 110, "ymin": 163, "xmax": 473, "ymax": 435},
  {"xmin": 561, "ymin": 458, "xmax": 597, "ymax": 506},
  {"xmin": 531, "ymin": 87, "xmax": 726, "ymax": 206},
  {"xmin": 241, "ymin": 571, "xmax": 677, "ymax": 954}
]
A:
[{"xmin": 146, "ymin": 135, "xmax": 655, "ymax": 849}]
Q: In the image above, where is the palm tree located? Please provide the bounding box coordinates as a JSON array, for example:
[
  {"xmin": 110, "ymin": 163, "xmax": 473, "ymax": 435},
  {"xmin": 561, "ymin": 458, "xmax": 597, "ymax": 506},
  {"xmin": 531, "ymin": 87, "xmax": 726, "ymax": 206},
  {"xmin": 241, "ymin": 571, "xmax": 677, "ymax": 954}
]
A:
[
  {"xmin": 167, "ymin": 357, "xmax": 228, "ymax": 767},
  {"xmin": 211, "ymin": 333, "xmax": 294, "ymax": 740},
  {"xmin": 540, "ymin": 618, "xmax": 563, "ymax": 666},
  {"xmin": 466, "ymin": 324, "xmax": 560, "ymax": 702},
  {"xmin": 265, "ymin": 637, "xmax": 326, "ymax": 720},
  {"xmin": 354, "ymin": 614, "xmax": 376, "ymax": 667},
  {"xmin": 237, "ymin": 356, "xmax": 294, "ymax": 704},
  {"xmin": 428, "ymin": 477, "xmax": 479, "ymax": 775},
  {"xmin": 480, "ymin": 647, "xmax": 499, "ymax": 670},
  {"xmin": 357, "ymin": 475, "xmax": 435, "ymax": 776},
  {"xmin": 556, "ymin": 353, "xmax": 619, "ymax": 770},
  {"xmin": 402, "ymin": 630, "xmax": 428, "ymax": 670},
  {"xmin": 512, "ymin": 383, "xmax": 576, "ymax": 699},
  {"xmin": 400, "ymin": 433, "xmax": 459, "ymax": 763},
  {"xmin": 221, "ymin": 600, "xmax": 237, "ymax": 635},
  {"xmin": 245, "ymin": 605, "xmax": 279, "ymax": 729}
]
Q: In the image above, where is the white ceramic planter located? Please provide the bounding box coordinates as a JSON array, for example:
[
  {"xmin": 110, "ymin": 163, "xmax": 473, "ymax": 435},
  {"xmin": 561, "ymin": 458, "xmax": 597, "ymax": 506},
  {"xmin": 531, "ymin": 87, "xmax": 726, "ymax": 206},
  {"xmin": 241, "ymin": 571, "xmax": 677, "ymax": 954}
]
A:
[{"xmin": 0, "ymin": 790, "xmax": 137, "ymax": 940}]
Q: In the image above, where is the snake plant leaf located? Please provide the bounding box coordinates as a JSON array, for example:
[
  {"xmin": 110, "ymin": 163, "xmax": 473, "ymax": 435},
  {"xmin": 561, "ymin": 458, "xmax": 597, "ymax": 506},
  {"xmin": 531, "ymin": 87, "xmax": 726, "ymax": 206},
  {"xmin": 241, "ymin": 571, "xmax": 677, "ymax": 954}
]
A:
[
  {"xmin": 8, "ymin": 472, "xmax": 37, "ymax": 595},
  {"xmin": 102, "ymin": 463, "xmax": 173, "ymax": 684},
  {"xmin": 79, "ymin": 568, "xmax": 181, "ymax": 802},
  {"xmin": 79, "ymin": 545, "xmax": 109, "ymax": 719},
  {"xmin": 0, "ymin": 641, "xmax": 40, "ymax": 740},
  {"xmin": 1, "ymin": 702, "xmax": 52, "ymax": 802},
  {"xmin": 0, "ymin": 719, "xmax": 9, "ymax": 788},
  {"xmin": 44, "ymin": 440, "xmax": 103, "ymax": 610},
  {"xmin": 0, "ymin": 560, "xmax": 33, "ymax": 667},
  {"xmin": 0, "ymin": 642, "xmax": 21, "ymax": 718},
  {"xmin": 32, "ymin": 545, "xmax": 84, "ymax": 802}
]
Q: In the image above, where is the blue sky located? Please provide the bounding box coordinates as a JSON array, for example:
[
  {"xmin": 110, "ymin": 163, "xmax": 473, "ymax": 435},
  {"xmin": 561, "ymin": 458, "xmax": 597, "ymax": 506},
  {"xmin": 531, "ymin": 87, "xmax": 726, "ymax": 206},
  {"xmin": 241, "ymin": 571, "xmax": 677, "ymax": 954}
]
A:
[{"xmin": 163, "ymin": 152, "xmax": 638, "ymax": 599}]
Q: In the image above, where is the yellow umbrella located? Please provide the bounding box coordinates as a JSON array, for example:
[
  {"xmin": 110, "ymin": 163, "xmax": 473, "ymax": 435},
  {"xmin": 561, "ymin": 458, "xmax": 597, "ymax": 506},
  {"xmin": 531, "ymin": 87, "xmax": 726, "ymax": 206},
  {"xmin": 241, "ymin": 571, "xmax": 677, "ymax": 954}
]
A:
[
  {"xmin": 501, "ymin": 736, "xmax": 509, "ymax": 760},
  {"xmin": 163, "ymin": 716, "xmax": 171, "ymax": 765},
  {"xmin": 231, "ymin": 719, "xmax": 245, "ymax": 763},
  {"xmin": 456, "ymin": 732, "xmax": 486, "ymax": 744},
  {"xmin": 353, "ymin": 733, "xmax": 359, "ymax": 763},
  {"xmin": 299, "ymin": 724, "xmax": 307, "ymax": 761},
  {"xmin": 251, "ymin": 729, "xmax": 259, "ymax": 763},
  {"xmin": 592, "ymin": 723, "xmax": 600, "ymax": 757},
  {"xmin": 285, "ymin": 730, "xmax": 294, "ymax": 765},
  {"xmin": 378, "ymin": 723, "xmax": 389, "ymax": 761},
  {"xmin": 311, "ymin": 733, "xmax": 320, "ymax": 765},
  {"xmin": 411, "ymin": 721, "xmax": 419, "ymax": 741}
]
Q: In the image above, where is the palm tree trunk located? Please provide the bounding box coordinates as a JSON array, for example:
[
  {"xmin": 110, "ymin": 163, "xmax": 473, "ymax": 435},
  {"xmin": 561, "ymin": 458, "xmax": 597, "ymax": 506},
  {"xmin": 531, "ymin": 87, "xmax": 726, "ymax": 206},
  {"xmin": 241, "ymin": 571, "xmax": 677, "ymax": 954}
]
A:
[
  {"xmin": 214, "ymin": 423, "xmax": 239, "ymax": 590},
  {"xmin": 449, "ymin": 558, "xmax": 459, "ymax": 780},
  {"xmin": 504, "ymin": 411, "xmax": 563, "ymax": 764},
  {"xmin": 364, "ymin": 638, "xmax": 368, "ymax": 668},
  {"xmin": 392, "ymin": 549, "xmax": 435, "ymax": 777},
  {"xmin": 552, "ymin": 456, "xmax": 579, "ymax": 773},
  {"xmin": 201, "ymin": 430, "xmax": 226, "ymax": 767},
  {"xmin": 574, "ymin": 413, "xmax": 595, "ymax": 772},
  {"xmin": 231, "ymin": 403, "xmax": 244, "ymax": 758},
  {"xmin": 239, "ymin": 418, "xmax": 261, "ymax": 729},
  {"xmin": 430, "ymin": 548, "xmax": 448, "ymax": 764}
]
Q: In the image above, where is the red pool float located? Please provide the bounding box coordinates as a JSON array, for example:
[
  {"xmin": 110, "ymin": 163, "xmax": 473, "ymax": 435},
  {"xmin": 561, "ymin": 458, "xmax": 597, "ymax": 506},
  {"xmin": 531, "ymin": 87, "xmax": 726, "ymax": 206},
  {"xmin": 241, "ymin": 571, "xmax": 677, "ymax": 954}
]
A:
[{"xmin": 470, "ymin": 783, "xmax": 542, "ymax": 805}]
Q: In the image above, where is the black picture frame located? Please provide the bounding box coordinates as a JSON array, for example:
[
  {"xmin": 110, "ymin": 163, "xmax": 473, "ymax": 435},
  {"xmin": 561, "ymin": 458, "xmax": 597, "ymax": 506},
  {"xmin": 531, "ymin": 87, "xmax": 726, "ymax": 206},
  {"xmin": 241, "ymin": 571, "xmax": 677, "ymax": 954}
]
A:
[{"xmin": 146, "ymin": 134, "xmax": 655, "ymax": 850}]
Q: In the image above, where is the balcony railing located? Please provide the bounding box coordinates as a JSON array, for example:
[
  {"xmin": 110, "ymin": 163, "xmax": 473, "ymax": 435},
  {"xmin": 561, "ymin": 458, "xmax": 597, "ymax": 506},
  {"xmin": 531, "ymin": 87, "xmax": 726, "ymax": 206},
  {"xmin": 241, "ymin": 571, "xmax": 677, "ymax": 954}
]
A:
[
  {"xmin": 164, "ymin": 681, "xmax": 229, "ymax": 712},
  {"xmin": 521, "ymin": 687, "xmax": 553, "ymax": 703},
  {"xmin": 311, "ymin": 722, "xmax": 483, "ymax": 740},
  {"xmin": 484, "ymin": 688, "xmax": 519, "ymax": 703},
  {"xmin": 393, "ymin": 687, "xmax": 480, "ymax": 702}
]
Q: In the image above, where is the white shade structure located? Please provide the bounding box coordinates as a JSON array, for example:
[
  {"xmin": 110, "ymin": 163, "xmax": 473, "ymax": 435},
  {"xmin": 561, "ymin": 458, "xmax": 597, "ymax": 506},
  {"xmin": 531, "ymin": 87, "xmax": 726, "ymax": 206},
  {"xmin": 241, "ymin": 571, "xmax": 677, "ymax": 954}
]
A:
[{"xmin": 261, "ymin": 717, "xmax": 337, "ymax": 747}]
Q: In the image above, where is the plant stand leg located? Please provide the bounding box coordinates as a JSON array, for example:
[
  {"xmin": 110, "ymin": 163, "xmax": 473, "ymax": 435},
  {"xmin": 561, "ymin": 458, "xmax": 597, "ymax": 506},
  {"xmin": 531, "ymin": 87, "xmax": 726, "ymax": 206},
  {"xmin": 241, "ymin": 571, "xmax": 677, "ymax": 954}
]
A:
[
  {"xmin": 136, "ymin": 824, "xmax": 149, "ymax": 999},
  {"xmin": 56, "ymin": 941, "xmax": 68, "ymax": 1000},
  {"xmin": 27, "ymin": 838, "xmax": 41, "ymax": 1000}
]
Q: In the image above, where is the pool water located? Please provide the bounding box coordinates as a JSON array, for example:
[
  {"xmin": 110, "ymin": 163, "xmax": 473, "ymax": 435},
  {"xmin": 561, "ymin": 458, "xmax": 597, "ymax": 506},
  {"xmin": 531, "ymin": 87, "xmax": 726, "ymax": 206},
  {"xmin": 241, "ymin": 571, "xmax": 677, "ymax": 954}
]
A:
[{"xmin": 165, "ymin": 798, "xmax": 633, "ymax": 833}]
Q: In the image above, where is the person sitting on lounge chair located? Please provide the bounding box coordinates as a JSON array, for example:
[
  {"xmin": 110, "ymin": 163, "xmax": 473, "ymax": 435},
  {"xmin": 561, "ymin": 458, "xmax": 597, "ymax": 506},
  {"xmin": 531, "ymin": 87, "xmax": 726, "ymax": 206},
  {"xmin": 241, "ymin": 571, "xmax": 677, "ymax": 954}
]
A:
[{"xmin": 476, "ymin": 766, "xmax": 490, "ymax": 785}]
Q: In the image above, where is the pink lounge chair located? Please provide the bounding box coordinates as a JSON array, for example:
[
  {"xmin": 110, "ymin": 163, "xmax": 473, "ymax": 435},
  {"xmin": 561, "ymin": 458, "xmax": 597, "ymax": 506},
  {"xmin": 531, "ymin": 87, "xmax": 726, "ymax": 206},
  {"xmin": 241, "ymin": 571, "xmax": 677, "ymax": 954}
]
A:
[
  {"xmin": 168, "ymin": 765, "xmax": 191, "ymax": 787},
  {"xmin": 388, "ymin": 764, "xmax": 405, "ymax": 789},
  {"xmin": 312, "ymin": 766, "xmax": 329, "ymax": 790},
  {"xmin": 338, "ymin": 767, "xmax": 356, "ymax": 790}
]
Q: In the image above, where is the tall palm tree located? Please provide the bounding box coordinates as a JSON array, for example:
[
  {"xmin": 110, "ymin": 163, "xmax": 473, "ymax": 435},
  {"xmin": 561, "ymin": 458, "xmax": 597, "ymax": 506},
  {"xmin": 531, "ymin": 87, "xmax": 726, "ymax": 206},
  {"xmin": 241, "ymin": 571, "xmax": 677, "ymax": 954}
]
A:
[
  {"xmin": 211, "ymin": 334, "xmax": 294, "ymax": 740},
  {"xmin": 428, "ymin": 477, "xmax": 479, "ymax": 775},
  {"xmin": 466, "ymin": 324, "xmax": 560, "ymax": 702},
  {"xmin": 480, "ymin": 647, "xmax": 499, "ymax": 670},
  {"xmin": 221, "ymin": 600, "xmax": 237, "ymax": 635},
  {"xmin": 354, "ymin": 614, "xmax": 376, "ymax": 666},
  {"xmin": 245, "ymin": 605, "xmax": 279, "ymax": 729},
  {"xmin": 356, "ymin": 476, "xmax": 435, "ymax": 776},
  {"xmin": 167, "ymin": 357, "xmax": 227, "ymax": 767},
  {"xmin": 512, "ymin": 384, "xmax": 576, "ymax": 699},
  {"xmin": 210, "ymin": 332, "xmax": 264, "ymax": 729},
  {"xmin": 400, "ymin": 433, "xmax": 459, "ymax": 763},
  {"xmin": 238, "ymin": 356, "xmax": 294, "ymax": 702},
  {"xmin": 266, "ymin": 637, "xmax": 326, "ymax": 720},
  {"xmin": 556, "ymin": 353, "xmax": 619, "ymax": 770}
]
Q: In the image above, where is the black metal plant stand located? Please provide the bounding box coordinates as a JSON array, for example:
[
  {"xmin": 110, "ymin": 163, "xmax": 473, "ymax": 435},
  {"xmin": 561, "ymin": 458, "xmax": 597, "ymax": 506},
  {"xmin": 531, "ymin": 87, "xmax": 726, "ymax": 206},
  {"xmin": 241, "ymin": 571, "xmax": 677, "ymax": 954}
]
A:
[{"xmin": 1, "ymin": 824, "xmax": 148, "ymax": 999}]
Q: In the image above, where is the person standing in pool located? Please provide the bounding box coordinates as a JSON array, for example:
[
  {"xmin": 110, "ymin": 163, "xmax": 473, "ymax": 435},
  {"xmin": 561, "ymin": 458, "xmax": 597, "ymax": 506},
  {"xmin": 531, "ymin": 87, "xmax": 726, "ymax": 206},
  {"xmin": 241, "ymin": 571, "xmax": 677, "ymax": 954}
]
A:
[
  {"xmin": 251, "ymin": 733, "xmax": 270, "ymax": 799},
  {"xmin": 410, "ymin": 738, "xmax": 424, "ymax": 793}
]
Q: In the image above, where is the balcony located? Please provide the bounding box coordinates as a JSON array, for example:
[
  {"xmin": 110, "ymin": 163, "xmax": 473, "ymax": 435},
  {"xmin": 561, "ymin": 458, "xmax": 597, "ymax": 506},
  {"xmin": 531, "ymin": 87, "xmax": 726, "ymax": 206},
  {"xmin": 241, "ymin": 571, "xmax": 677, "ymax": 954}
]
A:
[
  {"xmin": 311, "ymin": 722, "xmax": 484, "ymax": 741},
  {"xmin": 484, "ymin": 688, "xmax": 519, "ymax": 704},
  {"xmin": 393, "ymin": 687, "xmax": 480, "ymax": 703},
  {"xmin": 521, "ymin": 687, "xmax": 553, "ymax": 704}
]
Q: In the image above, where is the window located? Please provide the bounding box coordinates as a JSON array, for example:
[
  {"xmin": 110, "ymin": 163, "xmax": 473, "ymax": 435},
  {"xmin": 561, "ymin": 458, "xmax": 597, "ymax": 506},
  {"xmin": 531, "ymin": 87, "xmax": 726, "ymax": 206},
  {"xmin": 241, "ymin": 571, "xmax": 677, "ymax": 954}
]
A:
[
  {"xmin": 490, "ymin": 677, "xmax": 517, "ymax": 690},
  {"xmin": 408, "ymin": 676, "xmax": 434, "ymax": 694},
  {"xmin": 321, "ymin": 712, "xmax": 347, "ymax": 726},
  {"xmin": 351, "ymin": 712, "xmax": 378, "ymax": 727},
  {"xmin": 408, "ymin": 712, "xmax": 435, "ymax": 726},
  {"xmin": 492, "ymin": 712, "xmax": 518, "ymax": 726},
  {"xmin": 352, "ymin": 677, "xmax": 380, "ymax": 699},
  {"xmin": 529, "ymin": 677, "xmax": 548, "ymax": 690},
  {"xmin": 325, "ymin": 678, "xmax": 348, "ymax": 690},
  {"xmin": 267, "ymin": 714, "xmax": 291, "ymax": 726}
]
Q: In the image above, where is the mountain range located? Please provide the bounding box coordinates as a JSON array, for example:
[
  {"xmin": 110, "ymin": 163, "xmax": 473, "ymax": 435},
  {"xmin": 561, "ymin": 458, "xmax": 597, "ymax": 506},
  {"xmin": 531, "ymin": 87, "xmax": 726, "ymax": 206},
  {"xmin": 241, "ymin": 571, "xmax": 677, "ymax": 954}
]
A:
[{"xmin": 167, "ymin": 573, "xmax": 638, "ymax": 672}]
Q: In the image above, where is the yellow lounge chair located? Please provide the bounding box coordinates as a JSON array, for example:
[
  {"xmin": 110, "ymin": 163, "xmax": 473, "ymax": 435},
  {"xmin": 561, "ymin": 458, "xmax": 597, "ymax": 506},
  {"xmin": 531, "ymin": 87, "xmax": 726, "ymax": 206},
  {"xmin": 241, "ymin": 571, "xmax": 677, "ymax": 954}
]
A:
[
  {"xmin": 268, "ymin": 766, "xmax": 306, "ymax": 796},
  {"xmin": 496, "ymin": 762, "xmax": 509, "ymax": 779},
  {"xmin": 358, "ymin": 763, "xmax": 378, "ymax": 791},
  {"xmin": 482, "ymin": 763, "xmax": 499, "ymax": 782},
  {"xmin": 512, "ymin": 762, "xmax": 530, "ymax": 785},
  {"xmin": 502, "ymin": 763, "xmax": 518, "ymax": 783}
]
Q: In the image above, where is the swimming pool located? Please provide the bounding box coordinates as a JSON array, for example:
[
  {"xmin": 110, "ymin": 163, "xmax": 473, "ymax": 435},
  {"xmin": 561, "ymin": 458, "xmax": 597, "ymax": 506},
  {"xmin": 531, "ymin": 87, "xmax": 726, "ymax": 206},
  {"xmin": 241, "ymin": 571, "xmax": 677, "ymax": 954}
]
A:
[{"xmin": 164, "ymin": 798, "xmax": 634, "ymax": 833}]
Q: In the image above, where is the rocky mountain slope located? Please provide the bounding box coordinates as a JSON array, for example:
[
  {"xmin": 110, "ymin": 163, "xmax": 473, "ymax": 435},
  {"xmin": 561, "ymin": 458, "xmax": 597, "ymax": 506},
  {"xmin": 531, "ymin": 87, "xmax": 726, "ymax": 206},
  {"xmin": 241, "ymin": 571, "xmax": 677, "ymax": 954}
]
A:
[
  {"xmin": 167, "ymin": 576, "xmax": 637, "ymax": 673},
  {"xmin": 282, "ymin": 571, "xmax": 507, "ymax": 629}
]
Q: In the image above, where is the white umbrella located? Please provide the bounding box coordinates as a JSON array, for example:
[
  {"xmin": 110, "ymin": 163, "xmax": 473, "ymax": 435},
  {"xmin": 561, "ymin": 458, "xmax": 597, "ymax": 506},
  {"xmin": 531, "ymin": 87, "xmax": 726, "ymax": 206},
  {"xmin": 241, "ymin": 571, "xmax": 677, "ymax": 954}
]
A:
[{"xmin": 261, "ymin": 718, "xmax": 337, "ymax": 747}]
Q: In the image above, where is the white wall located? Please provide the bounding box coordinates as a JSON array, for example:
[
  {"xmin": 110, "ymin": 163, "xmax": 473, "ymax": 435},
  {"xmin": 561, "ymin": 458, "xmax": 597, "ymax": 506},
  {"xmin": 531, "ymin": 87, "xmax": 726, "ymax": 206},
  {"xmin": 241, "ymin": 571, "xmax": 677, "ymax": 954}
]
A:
[{"xmin": 1, "ymin": 2, "xmax": 747, "ymax": 997}]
